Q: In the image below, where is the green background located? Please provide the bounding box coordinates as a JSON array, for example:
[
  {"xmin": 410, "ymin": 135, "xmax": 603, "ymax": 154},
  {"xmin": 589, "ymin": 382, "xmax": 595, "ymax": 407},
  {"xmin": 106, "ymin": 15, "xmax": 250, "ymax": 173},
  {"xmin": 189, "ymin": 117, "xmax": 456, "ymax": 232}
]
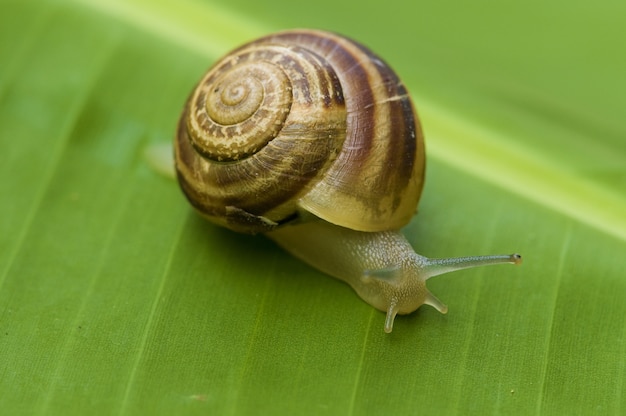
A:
[{"xmin": 1, "ymin": 0, "xmax": 625, "ymax": 414}]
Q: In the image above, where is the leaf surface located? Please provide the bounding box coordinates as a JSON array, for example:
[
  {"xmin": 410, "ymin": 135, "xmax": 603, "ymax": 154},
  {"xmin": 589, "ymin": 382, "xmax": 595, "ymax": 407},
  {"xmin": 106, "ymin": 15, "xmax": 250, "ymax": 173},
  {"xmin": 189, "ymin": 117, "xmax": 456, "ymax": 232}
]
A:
[{"xmin": 1, "ymin": 0, "xmax": 625, "ymax": 414}]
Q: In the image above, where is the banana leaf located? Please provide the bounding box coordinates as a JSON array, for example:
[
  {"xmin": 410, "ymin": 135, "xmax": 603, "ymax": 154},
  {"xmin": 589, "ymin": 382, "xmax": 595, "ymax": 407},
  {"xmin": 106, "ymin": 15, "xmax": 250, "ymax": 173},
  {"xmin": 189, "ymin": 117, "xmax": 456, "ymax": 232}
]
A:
[{"xmin": 1, "ymin": 0, "xmax": 625, "ymax": 414}]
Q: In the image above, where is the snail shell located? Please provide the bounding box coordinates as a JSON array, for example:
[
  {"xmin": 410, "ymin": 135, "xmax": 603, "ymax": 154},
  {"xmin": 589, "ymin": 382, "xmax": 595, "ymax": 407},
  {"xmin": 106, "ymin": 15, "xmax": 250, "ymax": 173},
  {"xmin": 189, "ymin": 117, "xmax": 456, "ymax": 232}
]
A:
[
  {"xmin": 174, "ymin": 29, "xmax": 521, "ymax": 333},
  {"xmin": 175, "ymin": 29, "xmax": 424, "ymax": 234}
]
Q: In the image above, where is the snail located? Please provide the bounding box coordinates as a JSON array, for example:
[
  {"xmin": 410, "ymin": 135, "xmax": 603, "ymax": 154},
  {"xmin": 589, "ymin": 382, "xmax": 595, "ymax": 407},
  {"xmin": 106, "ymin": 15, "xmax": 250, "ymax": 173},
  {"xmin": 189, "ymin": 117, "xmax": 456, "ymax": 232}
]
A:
[{"xmin": 174, "ymin": 29, "xmax": 522, "ymax": 333}]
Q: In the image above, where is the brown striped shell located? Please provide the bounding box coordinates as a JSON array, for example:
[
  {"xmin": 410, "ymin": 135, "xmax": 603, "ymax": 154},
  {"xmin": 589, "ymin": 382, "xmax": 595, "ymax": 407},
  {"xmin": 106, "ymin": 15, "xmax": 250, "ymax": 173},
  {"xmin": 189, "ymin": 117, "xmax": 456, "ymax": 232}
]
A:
[{"xmin": 175, "ymin": 29, "xmax": 425, "ymax": 234}]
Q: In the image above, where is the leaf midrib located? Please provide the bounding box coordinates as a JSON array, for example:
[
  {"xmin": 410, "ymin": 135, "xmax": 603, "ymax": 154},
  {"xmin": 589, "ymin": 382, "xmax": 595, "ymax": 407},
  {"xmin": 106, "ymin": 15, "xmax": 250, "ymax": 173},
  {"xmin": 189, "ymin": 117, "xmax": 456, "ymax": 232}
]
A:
[{"xmin": 73, "ymin": 0, "xmax": 626, "ymax": 243}]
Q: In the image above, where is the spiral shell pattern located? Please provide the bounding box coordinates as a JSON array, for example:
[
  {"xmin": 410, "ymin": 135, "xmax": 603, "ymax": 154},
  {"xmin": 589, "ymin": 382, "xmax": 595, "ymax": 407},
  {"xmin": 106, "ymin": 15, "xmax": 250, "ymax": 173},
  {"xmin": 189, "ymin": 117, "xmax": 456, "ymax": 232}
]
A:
[{"xmin": 175, "ymin": 29, "xmax": 425, "ymax": 233}]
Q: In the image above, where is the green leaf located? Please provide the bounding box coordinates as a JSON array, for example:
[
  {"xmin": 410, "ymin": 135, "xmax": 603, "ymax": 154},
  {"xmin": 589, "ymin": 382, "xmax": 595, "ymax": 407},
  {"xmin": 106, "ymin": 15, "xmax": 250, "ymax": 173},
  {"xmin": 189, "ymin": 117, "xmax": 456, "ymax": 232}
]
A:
[{"xmin": 1, "ymin": 0, "xmax": 625, "ymax": 414}]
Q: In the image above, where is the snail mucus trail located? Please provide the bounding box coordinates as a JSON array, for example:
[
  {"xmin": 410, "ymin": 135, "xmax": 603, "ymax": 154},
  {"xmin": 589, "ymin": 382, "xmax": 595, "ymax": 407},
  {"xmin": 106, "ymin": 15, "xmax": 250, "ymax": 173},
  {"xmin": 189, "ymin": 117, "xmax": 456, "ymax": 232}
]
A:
[{"xmin": 172, "ymin": 29, "xmax": 522, "ymax": 333}]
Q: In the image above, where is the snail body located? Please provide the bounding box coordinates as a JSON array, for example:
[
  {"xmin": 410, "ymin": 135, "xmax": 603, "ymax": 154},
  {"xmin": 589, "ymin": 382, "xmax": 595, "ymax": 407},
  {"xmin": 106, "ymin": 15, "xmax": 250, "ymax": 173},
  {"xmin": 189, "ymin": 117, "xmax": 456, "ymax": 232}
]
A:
[{"xmin": 174, "ymin": 29, "xmax": 521, "ymax": 332}]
